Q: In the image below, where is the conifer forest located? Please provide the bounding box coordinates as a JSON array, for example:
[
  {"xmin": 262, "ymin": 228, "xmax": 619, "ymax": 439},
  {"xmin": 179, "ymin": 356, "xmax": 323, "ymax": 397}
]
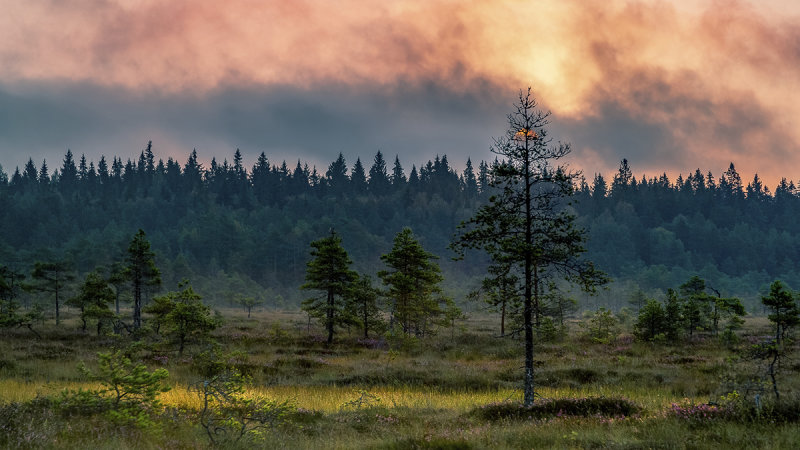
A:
[{"xmin": 1, "ymin": 91, "xmax": 799, "ymax": 448}]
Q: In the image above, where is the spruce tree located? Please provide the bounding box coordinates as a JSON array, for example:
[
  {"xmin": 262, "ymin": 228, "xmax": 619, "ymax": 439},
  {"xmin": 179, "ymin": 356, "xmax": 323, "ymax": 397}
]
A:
[
  {"xmin": 391, "ymin": 155, "xmax": 406, "ymax": 187},
  {"xmin": 23, "ymin": 158, "xmax": 38, "ymax": 186},
  {"xmin": 326, "ymin": 153, "xmax": 348, "ymax": 194},
  {"xmin": 634, "ymin": 299, "xmax": 667, "ymax": 341},
  {"xmin": 39, "ymin": 159, "xmax": 50, "ymax": 186},
  {"xmin": 60, "ymin": 149, "xmax": 78, "ymax": 190},
  {"xmin": 125, "ymin": 229, "xmax": 161, "ymax": 330},
  {"xmin": 300, "ymin": 230, "xmax": 357, "ymax": 345},
  {"xmin": 67, "ymin": 271, "xmax": 115, "ymax": 334},
  {"xmin": 463, "ymin": 158, "xmax": 478, "ymax": 199},
  {"xmin": 368, "ymin": 150, "xmax": 390, "ymax": 195},
  {"xmin": 379, "ymin": 227, "xmax": 445, "ymax": 337},
  {"xmin": 351, "ymin": 158, "xmax": 367, "ymax": 193}
]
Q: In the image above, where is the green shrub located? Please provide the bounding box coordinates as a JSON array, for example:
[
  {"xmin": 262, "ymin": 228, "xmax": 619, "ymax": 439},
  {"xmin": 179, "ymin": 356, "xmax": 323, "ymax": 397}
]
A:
[
  {"xmin": 536, "ymin": 317, "xmax": 566, "ymax": 342},
  {"xmin": 0, "ymin": 397, "xmax": 59, "ymax": 447},
  {"xmin": 191, "ymin": 348, "xmax": 294, "ymax": 445},
  {"xmin": 382, "ymin": 437, "xmax": 474, "ymax": 449},
  {"xmin": 57, "ymin": 350, "xmax": 170, "ymax": 428}
]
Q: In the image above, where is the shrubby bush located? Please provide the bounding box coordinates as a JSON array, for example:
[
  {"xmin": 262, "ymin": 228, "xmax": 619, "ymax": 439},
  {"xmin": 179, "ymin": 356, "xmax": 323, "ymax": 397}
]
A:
[
  {"xmin": 57, "ymin": 350, "xmax": 170, "ymax": 428},
  {"xmin": 191, "ymin": 348, "xmax": 294, "ymax": 446}
]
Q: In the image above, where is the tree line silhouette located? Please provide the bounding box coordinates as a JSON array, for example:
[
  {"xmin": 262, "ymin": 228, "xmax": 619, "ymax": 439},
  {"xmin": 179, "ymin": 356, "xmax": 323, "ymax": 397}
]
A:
[{"xmin": 1, "ymin": 145, "xmax": 800, "ymax": 307}]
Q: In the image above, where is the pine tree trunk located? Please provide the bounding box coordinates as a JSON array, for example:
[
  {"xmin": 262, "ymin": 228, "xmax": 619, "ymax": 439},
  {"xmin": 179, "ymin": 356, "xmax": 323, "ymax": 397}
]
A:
[
  {"xmin": 326, "ymin": 290, "xmax": 334, "ymax": 345},
  {"xmin": 523, "ymin": 151, "xmax": 535, "ymax": 407},
  {"xmin": 363, "ymin": 300, "xmax": 369, "ymax": 339},
  {"xmin": 501, "ymin": 299, "xmax": 506, "ymax": 337},
  {"xmin": 133, "ymin": 278, "xmax": 142, "ymax": 329}
]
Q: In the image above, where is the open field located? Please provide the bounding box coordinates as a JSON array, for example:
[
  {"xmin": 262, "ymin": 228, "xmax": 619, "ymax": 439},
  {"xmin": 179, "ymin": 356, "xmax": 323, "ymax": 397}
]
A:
[{"xmin": 1, "ymin": 309, "xmax": 798, "ymax": 449}]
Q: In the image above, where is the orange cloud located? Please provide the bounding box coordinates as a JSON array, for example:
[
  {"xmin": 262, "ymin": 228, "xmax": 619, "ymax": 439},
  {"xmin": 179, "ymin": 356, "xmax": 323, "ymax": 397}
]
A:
[{"xmin": 535, "ymin": 0, "xmax": 800, "ymax": 185}]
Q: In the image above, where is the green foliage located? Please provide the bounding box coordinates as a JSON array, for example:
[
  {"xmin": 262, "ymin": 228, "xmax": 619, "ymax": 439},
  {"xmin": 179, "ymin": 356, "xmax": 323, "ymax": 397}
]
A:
[
  {"xmin": 191, "ymin": 348, "xmax": 293, "ymax": 445},
  {"xmin": 634, "ymin": 299, "xmax": 667, "ymax": 342},
  {"xmin": 126, "ymin": 229, "xmax": 161, "ymax": 330},
  {"xmin": 300, "ymin": 230, "xmax": 358, "ymax": 345},
  {"xmin": 542, "ymin": 285, "xmax": 578, "ymax": 327},
  {"xmin": 474, "ymin": 261, "xmax": 520, "ymax": 337},
  {"xmin": 0, "ymin": 265, "xmax": 42, "ymax": 333},
  {"xmin": 536, "ymin": 316, "xmax": 565, "ymax": 342},
  {"xmin": 663, "ymin": 288, "xmax": 684, "ymax": 342},
  {"xmin": 145, "ymin": 281, "xmax": 220, "ymax": 355},
  {"xmin": 628, "ymin": 289, "xmax": 647, "ymax": 312},
  {"xmin": 680, "ymin": 276, "xmax": 713, "ymax": 336},
  {"xmin": 379, "ymin": 227, "xmax": 445, "ymax": 337},
  {"xmin": 721, "ymin": 314, "xmax": 745, "ymax": 346},
  {"xmin": 67, "ymin": 270, "xmax": 116, "ymax": 334},
  {"xmin": 441, "ymin": 297, "xmax": 466, "ymax": 338},
  {"xmin": 762, "ymin": 280, "xmax": 800, "ymax": 345},
  {"xmin": 234, "ymin": 295, "xmax": 263, "ymax": 318},
  {"xmin": 350, "ymin": 274, "xmax": 385, "ymax": 339},
  {"xmin": 582, "ymin": 307, "xmax": 619, "ymax": 344},
  {"xmin": 59, "ymin": 350, "xmax": 170, "ymax": 428},
  {"xmin": 5, "ymin": 145, "xmax": 800, "ymax": 312},
  {"xmin": 756, "ymin": 280, "xmax": 800, "ymax": 400},
  {"xmin": 0, "ymin": 265, "xmax": 24, "ymax": 304},
  {"xmin": 30, "ymin": 261, "xmax": 75, "ymax": 326}
]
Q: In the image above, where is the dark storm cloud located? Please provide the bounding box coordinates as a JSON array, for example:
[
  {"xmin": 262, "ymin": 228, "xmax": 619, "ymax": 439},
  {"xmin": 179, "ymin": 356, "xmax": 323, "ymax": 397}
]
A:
[{"xmin": 0, "ymin": 79, "xmax": 511, "ymax": 174}]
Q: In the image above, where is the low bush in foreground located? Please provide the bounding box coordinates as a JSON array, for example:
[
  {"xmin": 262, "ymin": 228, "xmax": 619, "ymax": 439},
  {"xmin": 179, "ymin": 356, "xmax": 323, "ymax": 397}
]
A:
[
  {"xmin": 670, "ymin": 393, "xmax": 800, "ymax": 425},
  {"xmin": 472, "ymin": 397, "xmax": 641, "ymax": 421}
]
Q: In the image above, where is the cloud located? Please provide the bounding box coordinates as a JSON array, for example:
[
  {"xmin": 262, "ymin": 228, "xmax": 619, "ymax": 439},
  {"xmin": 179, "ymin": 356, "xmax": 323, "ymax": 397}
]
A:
[
  {"xmin": 0, "ymin": 78, "xmax": 510, "ymax": 173},
  {"xmin": 551, "ymin": 0, "xmax": 800, "ymax": 183},
  {"xmin": 0, "ymin": 0, "xmax": 501, "ymax": 91},
  {"xmin": 1, "ymin": 0, "xmax": 799, "ymax": 186}
]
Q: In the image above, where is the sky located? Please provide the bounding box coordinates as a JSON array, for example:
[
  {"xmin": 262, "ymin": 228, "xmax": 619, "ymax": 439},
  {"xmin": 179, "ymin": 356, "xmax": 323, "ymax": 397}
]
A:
[{"xmin": 1, "ymin": 0, "xmax": 799, "ymax": 187}]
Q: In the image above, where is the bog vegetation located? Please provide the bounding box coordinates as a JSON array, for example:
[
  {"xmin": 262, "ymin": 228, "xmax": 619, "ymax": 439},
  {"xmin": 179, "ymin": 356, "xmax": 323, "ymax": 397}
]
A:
[
  {"xmin": 0, "ymin": 307, "xmax": 798, "ymax": 448},
  {"xmin": 1, "ymin": 90, "xmax": 799, "ymax": 448}
]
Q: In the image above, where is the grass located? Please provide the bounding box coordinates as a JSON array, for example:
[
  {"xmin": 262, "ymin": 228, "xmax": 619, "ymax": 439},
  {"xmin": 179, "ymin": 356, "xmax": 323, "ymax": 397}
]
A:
[{"xmin": 0, "ymin": 309, "xmax": 798, "ymax": 448}]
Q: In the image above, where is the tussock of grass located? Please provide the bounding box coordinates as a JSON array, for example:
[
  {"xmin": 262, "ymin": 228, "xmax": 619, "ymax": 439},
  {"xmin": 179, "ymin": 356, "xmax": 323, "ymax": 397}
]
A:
[{"xmin": 472, "ymin": 397, "xmax": 641, "ymax": 421}]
